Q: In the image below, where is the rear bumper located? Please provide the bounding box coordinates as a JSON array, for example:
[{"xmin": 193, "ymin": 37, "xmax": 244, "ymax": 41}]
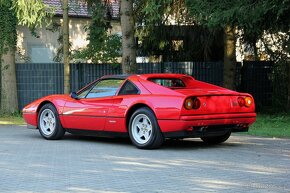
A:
[
  {"xmin": 158, "ymin": 112, "xmax": 256, "ymax": 134},
  {"xmin": 163, "ymin": 125, "xmax": 248, "ymax": 138}
]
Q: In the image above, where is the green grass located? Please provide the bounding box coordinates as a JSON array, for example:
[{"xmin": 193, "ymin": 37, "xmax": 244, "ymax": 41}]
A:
[
  {"xmin": 0, "ymin": 114, "xmax": 25, "ymax": 125},
  {"xmin": 248, "ymin": 113, "xmax": 290, "ymax": 138}
]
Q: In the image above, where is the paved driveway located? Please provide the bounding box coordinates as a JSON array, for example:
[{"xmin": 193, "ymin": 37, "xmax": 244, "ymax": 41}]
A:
[{"xmin": 0, "ymin": 125, "xmax": 289, "ymax": 193}]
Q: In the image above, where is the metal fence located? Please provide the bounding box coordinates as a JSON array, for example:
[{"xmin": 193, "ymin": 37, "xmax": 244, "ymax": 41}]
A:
[
  {"xmin": 137, "ymin": 62, "xmax": 224, "ymax": 86},
  {"xmin": 70, "ymin": 62, "xmax": 224, "ymax": 91},
  {"xmin": 16, "ymin": 63, "xmax": 64, "ymax": 109},
  {"xmin": 16, "ymin": 61, "xmax": 272, "ymax": 110},
  {"xmin": 70, "ymin": 63, "xmax": 122, "ymax": 92},
  {"xmin": 239, "ymin": 61, "xmax": 273, "ymax": 108}
]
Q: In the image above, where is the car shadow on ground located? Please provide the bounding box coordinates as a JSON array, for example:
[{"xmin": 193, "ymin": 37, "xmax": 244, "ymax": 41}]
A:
[
  {"xmin": 53, "ymin": 133, "xmax": 242, "ymax": 150},
  {"xmin": 162, "ymin": 138, "xmax": 241, "ymax": 149}
]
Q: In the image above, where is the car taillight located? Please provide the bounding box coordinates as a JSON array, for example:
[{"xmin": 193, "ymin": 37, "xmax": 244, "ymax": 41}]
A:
[
  {"xmin": 237, "ymin": 96, "xmax": 253, "ymax": 107},
  {"xmin": 184, "ymin": 97, "xmax": 200, "ymax": 110},
  {"xmin": 244, "ymin": 96, "xmax": 253, "ymax": 107},
  {"xmin": 237, "ymin": 97, "xmax": 245, "ymax": 107}
]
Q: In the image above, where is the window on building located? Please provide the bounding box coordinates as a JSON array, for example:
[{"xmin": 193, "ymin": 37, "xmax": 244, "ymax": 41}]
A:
[{"xmin": 29, "ymin": 44, "xmax": 54, "ymax": 63}]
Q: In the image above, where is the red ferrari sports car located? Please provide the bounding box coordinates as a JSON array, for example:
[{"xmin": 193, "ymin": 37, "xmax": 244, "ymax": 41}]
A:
[{"xmin": 23, "ymin": 73, "xmax": 256, "ymax": 149}]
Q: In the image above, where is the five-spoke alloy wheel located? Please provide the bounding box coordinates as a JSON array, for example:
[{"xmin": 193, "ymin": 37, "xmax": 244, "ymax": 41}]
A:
[
  {"xmin": 38, "ymin": 103, "xmax": 65, "ymax": 140},
  {"xmin": 129, "ymin": 107, "xmax": 164, "ymax": 149}
]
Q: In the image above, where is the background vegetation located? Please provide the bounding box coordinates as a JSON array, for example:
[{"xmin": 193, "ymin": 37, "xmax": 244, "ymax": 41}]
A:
[{"xmin": 248, "ymin": 113, "xmax": 290, "ymax": 138}]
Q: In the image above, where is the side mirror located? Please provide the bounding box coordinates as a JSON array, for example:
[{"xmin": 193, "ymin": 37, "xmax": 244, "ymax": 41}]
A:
[{"xmin": 70, "ymin": 92, "xmax": 79, "ymax": 100}]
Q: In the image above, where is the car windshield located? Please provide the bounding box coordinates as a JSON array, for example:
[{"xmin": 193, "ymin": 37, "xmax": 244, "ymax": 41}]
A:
[{"xmin": 149, "ymin": 78, "xmax": 185, "ymax": 88}]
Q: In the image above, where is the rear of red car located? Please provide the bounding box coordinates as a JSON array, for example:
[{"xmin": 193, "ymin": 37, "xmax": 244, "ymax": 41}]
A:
[{"xmin": 139, "ymin": 74, "xmax": 256, "ymax": 139}]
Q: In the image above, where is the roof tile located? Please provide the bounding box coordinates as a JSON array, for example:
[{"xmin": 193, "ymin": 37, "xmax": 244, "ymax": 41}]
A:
[{"xmin": 43, "ymin": 0, "xmax": 119, "ymax": 19}]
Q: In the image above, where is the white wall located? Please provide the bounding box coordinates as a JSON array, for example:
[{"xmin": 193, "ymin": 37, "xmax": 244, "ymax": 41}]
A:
[{"xmin": 16, "ymin": 17, "xmax": 121, "ymax": 63}]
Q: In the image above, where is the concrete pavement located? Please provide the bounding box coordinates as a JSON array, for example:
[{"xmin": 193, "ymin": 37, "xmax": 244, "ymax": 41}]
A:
[{"xmin": 0, "ymin": 125, "xmax": 289, "ymax": 193}]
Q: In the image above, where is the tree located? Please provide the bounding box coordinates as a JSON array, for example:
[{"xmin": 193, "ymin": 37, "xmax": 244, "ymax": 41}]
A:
[
  {"xmin": 0, "ymin": 1, "xmax": 17, "ymax": 114},
  {"xmin": 0, "ymin": 0, "xmax": 52, "ymax": 113},
  {"xmin": 63, "ymin": 0, "xmax": 70, "ymax": 94},
  {"xmin": 120, "ymin": 0, "xmax": 136, "ymax": 73}
]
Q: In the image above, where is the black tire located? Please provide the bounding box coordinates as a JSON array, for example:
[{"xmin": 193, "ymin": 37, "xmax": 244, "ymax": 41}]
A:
[
  {"xmin": 201, "ymin": 131, "xmax": 231, "ymax": 145},
  {"xmin": 128, "ymin": 107, "xmax": 164, "ymax": 149},
  {"xmin": 38, "ymin": 103, "xmax": 65, "ymax": 140}
]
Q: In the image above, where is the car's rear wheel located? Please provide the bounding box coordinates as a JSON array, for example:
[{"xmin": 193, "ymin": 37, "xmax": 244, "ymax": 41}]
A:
[
  {"xmin": 200, "ymin": 131, "xmax": 231, "ymax": 144},
  {"xmin": 38, "ymin": 103, "xmax": 65, "ymax": 140},
  {"xmin": 129, "ymin": 107, "xmax": 164, "ymax": 149}
]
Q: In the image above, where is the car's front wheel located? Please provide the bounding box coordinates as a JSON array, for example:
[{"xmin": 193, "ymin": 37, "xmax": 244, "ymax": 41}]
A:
[
  {"xmin": 38, "ymin": 103, "xmax": 65, "ymax": 140},
  {"xmin": 200, "ymin": 131, "xmax": 231, "ymax": 144},
  {"xmin": 129, "ymin": 107, "xmax": 164, "ymax": 149}
]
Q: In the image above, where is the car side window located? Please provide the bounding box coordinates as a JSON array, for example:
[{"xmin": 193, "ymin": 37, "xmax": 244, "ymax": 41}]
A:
[
  {"xmin": 118, "ymin": 80, "xmax": 140, "ymax": 95},
  {"xmin": 77, "ymin": 82, "xmax": 96, "ymax": 99},
  {"xmin": 86, "ymin": 79, "xmax": 125, "ymax": 98}
]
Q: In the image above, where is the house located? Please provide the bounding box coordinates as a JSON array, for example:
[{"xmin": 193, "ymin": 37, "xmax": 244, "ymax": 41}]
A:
[{"xmin": 16, "ymin": 0, "xmax": 120, "ymax": 63}]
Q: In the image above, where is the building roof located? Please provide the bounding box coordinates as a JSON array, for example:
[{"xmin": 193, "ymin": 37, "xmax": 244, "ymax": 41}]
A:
[{"xmin": 43, "ymin": 0, "xmax": 119, "ymax": 19}]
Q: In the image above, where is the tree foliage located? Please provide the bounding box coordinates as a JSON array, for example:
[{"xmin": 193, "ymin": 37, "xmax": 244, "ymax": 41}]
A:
[
  {"xmin": 185, "ymin": 0, "xmax": 290, "ymax": 56},
  {"xmin": 0, "ymin": 1, "xmax": 17, "ymax": 58},
  {"xmin": 72, "ymin": 1, "xmax": 121, "ymax": 64},
  {"xmin": 13, "ymin": 0, "xmax": 53, "ymax": 28}
]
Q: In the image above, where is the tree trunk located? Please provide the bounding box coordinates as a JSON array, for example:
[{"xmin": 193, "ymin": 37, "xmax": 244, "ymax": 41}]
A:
[
  {"xmin": 0, "ymin": 48, "xmax": 18, "ymax": 113},
  {"xmin": 223, "ymin": 25, "xmax": 236, "ymax": 90},
  {"xmin": 120, "ymin": 0, "xmax": 136, "ymax": 74},
  {"xmin": 63, "ymin": 0, "xmax": 70, "ymax": 94}
]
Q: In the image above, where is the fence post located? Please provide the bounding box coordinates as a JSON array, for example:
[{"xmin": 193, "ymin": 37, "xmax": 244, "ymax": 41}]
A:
[{"xmin": 161, "ymin": 62, "xmax": 164, "ymax": 73}]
